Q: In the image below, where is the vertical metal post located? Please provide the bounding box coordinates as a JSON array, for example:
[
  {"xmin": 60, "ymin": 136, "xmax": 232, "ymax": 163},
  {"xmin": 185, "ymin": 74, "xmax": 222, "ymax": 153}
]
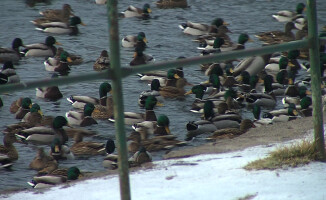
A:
[
  {"xmin": 107, "ymin": 0, "xmax": 131, "ymax": 199},
  {"xmin": 307, "ymin": 0, "xmax": 326, "ymax": 160}
]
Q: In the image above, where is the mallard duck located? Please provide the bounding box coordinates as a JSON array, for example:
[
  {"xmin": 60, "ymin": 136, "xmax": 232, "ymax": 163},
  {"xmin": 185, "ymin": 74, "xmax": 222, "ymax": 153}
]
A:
[
  {"xmin": 138, "ymin": 79, "xmax": 163, "ymax": 107},
  {"xmin": 206, "ymin": 119, "xmax": 255, "ymax": 140},
  {"xmin": 95, "ymin": 0, "xmax": 107, "ymax": 5},
  {"xmin": 272, "ymin": 3, "xmax": 306, "ymax": 22},
  {"xmin": 198, "ymin": 37, "xmax": 225, "ymax": 56},
  {"xmin": 65, "ymin": 103, "xmax": 98, "ymax": 127},
  {"xmin": 70, "ymin": 133, "xmax": 105, "ymax": 156},
  {"xmin": 179, "ymin": 18, "xmax": 228, "ymax": 36},
  {"xmin": 156, "ymin": 0, "xmax": 188, "ymax": 9},
  {"xmin": 47, "ymin": 47, "xmax": 83, "ymax": 66},
  {"xmin": 109, "ymin": 95, "xmax": 159, "ymax": 125},
  {"xmin": 35, "ymin": 16, "xmax": 86, "ymax": 35},
  {"xmin": 153, "ymin": 114, "xmax": 171, "ymax": 136},
  {"xmin": 233, "ymin": 54, "xmax": 272, "ymax": 77},
  {"xmin": 128, "ymin": 146, "xmax": 152, "ymax": 165},
  {"xmin": 298, "ymin": 96, "xmax": 312, "ymax": 117},
  {"xmin": 36, "ymin": 86, "xmax": 63, "ymax": 101},
  {"xmin": 49, "ymin": 138, "xmax": 74, "ymax": 160},
  {"xmin": 0, "ymin": 132, "xmax": 18, "ymax": 168},
  {"xmin": 283, "ymin": 86, "xmax": 311, "ymax": 106},
  {"xmin": 1, "ymin": 61, "xmax": 20, "ymax": 83},
  {"xmin": 27, "ymin": 166, "xmax": 81, "ymax": 189},
  {"xmin": 21, "ymin": 36, "xmax": 60, "ymax": 58},
  {"xmin": 29, "ymin": 147, "xmax": 58, "ymax": 174},
  {"xmin": 221, "ymin": 33, "xmax": 253, "ymax": 52},
  {"xmin": 185, "ymin": 120, "xmax": 218, "ymax": 140},
  {"xmin": 142, "ymin": 68, "xmax": 180, "ymax": 87},
  {"xmin": 93, "ymin": 50, "xmax": 110, "ymax": 71},
  {"xmin": 122, "ymin": 32, "xmax": 147, "ymax": 48},
  {"xmin": 244, "ymin": 92, "xmax": 276, "ymax": 108},
  {"xmin": 15, "ymin": 116, "xmax": 69, "ymax": 145},
  {"xmin": 21, "ymin": 103, "xmax": 43, "ymax": 126},
  {"xmin": 0, "ymin": 38, "xmax": 24, "ymax": 64},
  {"xmin": 39, "ymin": 4, "xmax": 74, "ymax": 21},
  {"xmin": 130, "ymin": 45, "xmax": 154, "ymax": 66},
  {"xmin": 14, "ymin": 97, "xmax": 32, "ymax": 119},
  {"xmin": 265, "ymin": 56, "xmax": 289, "ymax": 77},
  {"xmin": 251, "ymin": 104, "xmax": 273, "ymax": 126},
  {"xmin": 262, "ymin": 106, "xmax": 300, "ymax": 123},
  {"xmin": 67, "ymin": 82, "xmax": 112, "ymax": 109},
  {"xmin": 159, "ymin": 78, "xmax": 187, "ymax": 98},
  {"xmin": 255, "ymin": 22, "xmax": 296, "ymax": 45},
  {"xmin": 119, "ymin": 4, "xmax": 152, "ymax": 19},
  {"xmin": 44, "ymin": 50, "xmax": 71, "ymax": 74}
]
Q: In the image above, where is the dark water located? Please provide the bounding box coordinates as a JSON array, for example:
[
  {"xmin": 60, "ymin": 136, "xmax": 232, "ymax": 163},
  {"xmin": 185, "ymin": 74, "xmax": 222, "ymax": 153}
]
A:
[{"xmin": 0, "ymin": 0, "xmax": 325, "ymax": 192}]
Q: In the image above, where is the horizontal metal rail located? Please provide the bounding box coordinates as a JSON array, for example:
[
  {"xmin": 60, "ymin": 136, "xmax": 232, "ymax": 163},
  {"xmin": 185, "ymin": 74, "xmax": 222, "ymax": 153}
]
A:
[{"xmin": 0, "ymin": 39, "xmax": 313, "ymax": 94}]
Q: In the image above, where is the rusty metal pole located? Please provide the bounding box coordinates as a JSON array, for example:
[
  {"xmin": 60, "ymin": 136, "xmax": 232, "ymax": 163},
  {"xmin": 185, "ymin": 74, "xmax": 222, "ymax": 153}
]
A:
[
  {"xmin": 107, "ymin": 0, "xmax": 131, "ymax": 199},
  {"xmin": 307, "ymin": 0, "xmax": 326, "ymax": 160}
]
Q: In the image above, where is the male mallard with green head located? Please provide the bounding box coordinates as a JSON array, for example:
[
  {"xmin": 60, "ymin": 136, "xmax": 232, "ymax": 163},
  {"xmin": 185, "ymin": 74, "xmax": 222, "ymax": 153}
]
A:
[
  {"xmin": 21, "ymin": 36, "xmax": 61, "ymax": 58},
  {"xmin": 119, "ymin": 4, "xmax": 152, "ymax": 19},
  {"xmin": 0, "ymin": 38, "xmax": 24, "ymax": 64}
]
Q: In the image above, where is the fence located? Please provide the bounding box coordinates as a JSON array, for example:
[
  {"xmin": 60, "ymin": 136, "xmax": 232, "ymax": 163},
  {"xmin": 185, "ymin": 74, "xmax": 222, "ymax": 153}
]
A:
[{"xmin": 0, "ymin": 0, "xmax": 324, "ymax": 199}]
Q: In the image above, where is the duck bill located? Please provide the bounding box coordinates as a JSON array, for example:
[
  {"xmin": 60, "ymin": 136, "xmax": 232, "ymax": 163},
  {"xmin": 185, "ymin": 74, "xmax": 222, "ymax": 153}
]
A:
[
  {"xmin": 156, "ymin": 102, "xmax": 164, "ymax": 107},
  {"xmin": 133, "ymin": 52, "xmax": 137, "ymax": 58},
  {"xmin": 223, "ymin": 21, "xmax": 229, "ymax": 26},
  {"xmin": 147, "ymin": 8, "xmax": 152, "ymax": 13},
  {"xmin": 165, "ymin": 126, "xmax": 171, "ymax": 134},
  {"xmin": 67, "ymin": 57, "xmax": 73, "ymax": 63},
  {"xmin": 55, "ymin": 145, "xmax": 60, "ymax": 153},
  {"xmin": 55, "ymin": 42, "xmax": 62, "ymax": 45},
  {"xmin": 38, "ymin": 110, "xmax": 43, "ymax": 116},
  {"xmin": 81, "ymin": 22, "xmax": 86, "ymax": 26},
  {"xmin": 143, "ymin": 38, "xmax": 148, "ymax": 43},
  {"xmin": 248, "ymin": 38, "xmax": 254, "ymax": 42},
  {"xmin": 174, "ymin": 74, "xmax": 180, "ymax": 79},
  {"xmin": 184, "ymin": 90, "xmax": 193, "ymax": 95},
  {"xmin": 305, "ymin": 90, "xmax": 312, "ymax": 95}
]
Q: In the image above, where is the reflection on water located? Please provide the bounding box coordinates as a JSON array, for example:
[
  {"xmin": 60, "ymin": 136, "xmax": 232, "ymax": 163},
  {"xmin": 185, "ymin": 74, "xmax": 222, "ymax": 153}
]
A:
[{"xmin": 0, "ymin": 0, "xmax": 325, "ymax": 192}]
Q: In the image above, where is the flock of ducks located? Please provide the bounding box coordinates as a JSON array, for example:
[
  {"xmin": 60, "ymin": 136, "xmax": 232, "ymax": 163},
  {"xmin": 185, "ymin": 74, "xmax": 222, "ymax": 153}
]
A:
[{"xmin": 0, "ymin": 0, "xmax": 325, "ymax": 191}]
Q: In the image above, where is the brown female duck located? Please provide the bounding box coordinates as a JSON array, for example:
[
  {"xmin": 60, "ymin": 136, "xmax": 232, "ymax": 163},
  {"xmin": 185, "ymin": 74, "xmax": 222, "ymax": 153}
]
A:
[{"xmin": 0, "ymin": 132, "xmax": 19, "ymax": 168}]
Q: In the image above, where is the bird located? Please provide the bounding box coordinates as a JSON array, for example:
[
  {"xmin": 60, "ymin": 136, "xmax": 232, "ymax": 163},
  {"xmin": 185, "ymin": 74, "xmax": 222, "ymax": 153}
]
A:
[
  {"xmin": 0, "ymin": 61, "xmax": 20, "ymax": 83},
  {"xmin": 65, "ymin": 103, "xmax": 98, "ymax": 127},
  {"xmin": 27, "ymin": 166, "xmax": 82, "ymax": 189},
  {"xmin": 44, "ymin": 50, "xmax": 71, "ymax": 74},
  {"xmin": 255, "ymin": 22, "xmax": 296, "ymax": 45},
  {"xmin": 128, "ymin": 146, "xmax": 152, "ymax": 165},
  {"xmin": 21, "ymin": 36, "xmax": 61, "ymax": 58},
  {"xmin": 49, "ymin": 138, "xmax": 74, "ymax": 160},
  {"xmin": 0, "ymin": 132, "xmax": 19, "ymax": 168},
  {"xmin": 130, "ymin": 45, "xmax": 154, "ymax": 66},
  {"xmin": 155, "ymin": 0, "xmax": 188, "ymax": 9},
  {"xmin": 15, "ymin": 116, "xmax": 69, "ymax": 145},
  {"xmin": 70, "ymin": 133, "xmax": 106, "ymax": 156},
  {"xmin": 121, "ymin": 32, "xmax": 147, "ymax": 48},
  {"xmin": 46, "ymin": 47, "xmax": 83, "ymax": 66},
  {"xmin": 119, "ymin": 4, "xmax": 152, "ymax": 19},
  {"xmin": 21, "ymin": 103, "xmax": 43, "ymax": 126},
  {"xmin": 93, "ymin": 50, "xmax": 110, "ymax": 71},
  {"xmin": 154, "ymin": 114, "xmax": 171, "ymax": 136},
  {"xmin": 67, "ymin": 82, "xmax": 112, "ymax": 109},
  {"xmin": 38, "ymin": 4, "xmax": 74, "ymax": 22},
  {"xmin": 179, "ymin": 18, "xmax": 228, "ymax": 36},
  {"xmin": 159, "ymin": 78, "xmax": 187, "ymax": 98},
  {"xmin": 14, "ymin": 97, "xmax": 32, "ymax": 120},
  {"xmin": 36, "ymin": 86, "xmax": 63, "ymax": 101},
  {"xmin": 272, "ymin": 3, "xmax": 306, "ymax": 22},
  {"xmin": 138, "ymin": 79, "xmax": 163, "ymax": 108},
  {"xmin": 29, "ymin": 147, "xmax": 58, "ymax": 175},
  {"xmin": 35, "ymin": 16, "xmax": 86, "ymax": 35},
  {"xmin": 0, "ymin": 38, "xmax": 24, "ymax": 64}
]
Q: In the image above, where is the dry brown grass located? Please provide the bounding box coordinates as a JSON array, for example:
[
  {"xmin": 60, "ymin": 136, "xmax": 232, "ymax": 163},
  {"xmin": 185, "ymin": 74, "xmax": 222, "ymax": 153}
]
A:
[{"xmin": 244, "ymin": 140, "xmax": 321, "ymax": 170}]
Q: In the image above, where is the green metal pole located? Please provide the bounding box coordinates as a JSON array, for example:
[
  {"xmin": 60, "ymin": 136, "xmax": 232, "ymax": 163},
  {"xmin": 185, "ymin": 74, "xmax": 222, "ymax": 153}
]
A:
[
  {"xmin": 307, "ymin": 0, "xmax": 325, "ymax": 160},
  {"xmin": 107, "ymin": 0, "xmax": 131, "ymax": 199}
]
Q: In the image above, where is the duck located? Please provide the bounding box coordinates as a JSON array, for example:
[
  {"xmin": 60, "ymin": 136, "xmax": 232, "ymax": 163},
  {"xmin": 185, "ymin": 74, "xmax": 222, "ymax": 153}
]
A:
[
  {"xmin": 39, "ymin": 4, "xmax": 74, "ymax": 22},
  {"xmin": 27, "ymin": 166, "xmax": 82, "ymax": 189},
  {"xmin": 29, "ymin": 147, "xmax": 58, "ymax": 174},
  {"xmin": 272, "ymin": 3, "xmax": 306, "ymax": 22},
  {"xmin": 15, "ymin": 116, "xmax": 69, "ymax": 145},
  {"xmin": 251, "ymin": 104, "xmax": 273, "ymax": 127},
  {"xmin": 35, "ymin": 16, "xmax": 86, "ymax": 36},
  {"xmin": 47, "ymin": 47, "xmax": 83, "ymax": 66},
  {"xmin": 138, "ymin": 79, "xmax": 163, "ymax": 108},
  {"xmin": 119, "ymin": 4, "xmax": 152, "ymax": 19},
  {"xmin": 159, "ymin": 78, "xmax": 187, "ymax": 98},
  {"xmin": 95, "ymin": 0, "xmax": 107, "ymax": 5},
  {"xmin": 154, "ymin": 114, "xmax": 171, "ymax": 136},
  {"xmin": 265, "ymin": 56, "xmax": 289, "ymax": 78},
  {"xmin": 49, "ymin": 138, "xmax": 74, "ymax": 160},
  {"xmin": 255, "ymin": 22, "xmax": 296, "ymax": 45},
  {"xmin": 36, "ymin": 86, "xmax": 63, "ymax": 101},
  {"xmin": 21, "ymin": 36, "xmax": 60, "ymax": 58},
  {"xmin": 139, "ymin": 64, "xmax": 182, "ymax": 85},
  {"xmin": 262, "ymin": 105, "xmax": 300, "ymax": 123},
  {"xmin": 70, "ymin": 133, "xmax": 106, "ymax": 156},
  {"xmin": 67, "ymin": 82, "xmax": 112, "ymax": 109},
  {"xmin": 128, "ymin": 146, "xmax": 152, "ymax": 165},
  {"xmin": 93, "ymin": 50, "xmax": 110, "ymax": 71},
  {"xmin": 221, "ymin": 33, "xmax": 253, "ymax": 52},
  {"xmin": 197, "ymin": 37, "xmax": 225, "ymax": 55},
  {"xmin": 155, "ymin": 0, "xmax": 188, "ymax": 9},
  {"xmin": 0, "ymin": 132, "xmax": 18, "ymax": 168},
  {"xmin": 206, "ymin": 119, "xmax": 255, "ymax": 140},
  {"xmin": 243, "ymin": 91, "xmax": 277, "ymax": 109},
  {"xmin": 0, "ymin": 38, "xmax": 24, "ymax": 64},
  {"xmin": 233, "ymin": 54, "xmax": 272, "ymax": 77},
  {"xmin": 44, "ymin": 50, "xmax": 71, "ymax": 75},
  {"xmin": 1, "ymin": 61, "xmax": 20, "ymax": 83},
  {"xmin": 14, "ymin": 97, "xmax": 32, "ymax": 119},
  {"xmin": 21, "ymin": 103, "xmax": 43, "ymax": 126},
  {"xmin": 179, "ymin": 18, "xmax": 228, "ymax": 36},
  {"xmin": 298, "ymin": 96, "xmax": 312, "ymax": 117},
  {"xmin": 109, "ymin": 95, "xmax": 159, "ymax": 125},
  {"xmin": 130, "ymin": 45, "xmax": 154, "ymax": 66},
  {"xmin": 283, "ymin": 86, "xmax": 311, "ymax": 106},
  {"xmin": 65, "ymin": 103, "xmax": 98, "ymax": 127},
  {"xmin": 122, "ymin": 32, "xmax": 147, "ymax": 48}
]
